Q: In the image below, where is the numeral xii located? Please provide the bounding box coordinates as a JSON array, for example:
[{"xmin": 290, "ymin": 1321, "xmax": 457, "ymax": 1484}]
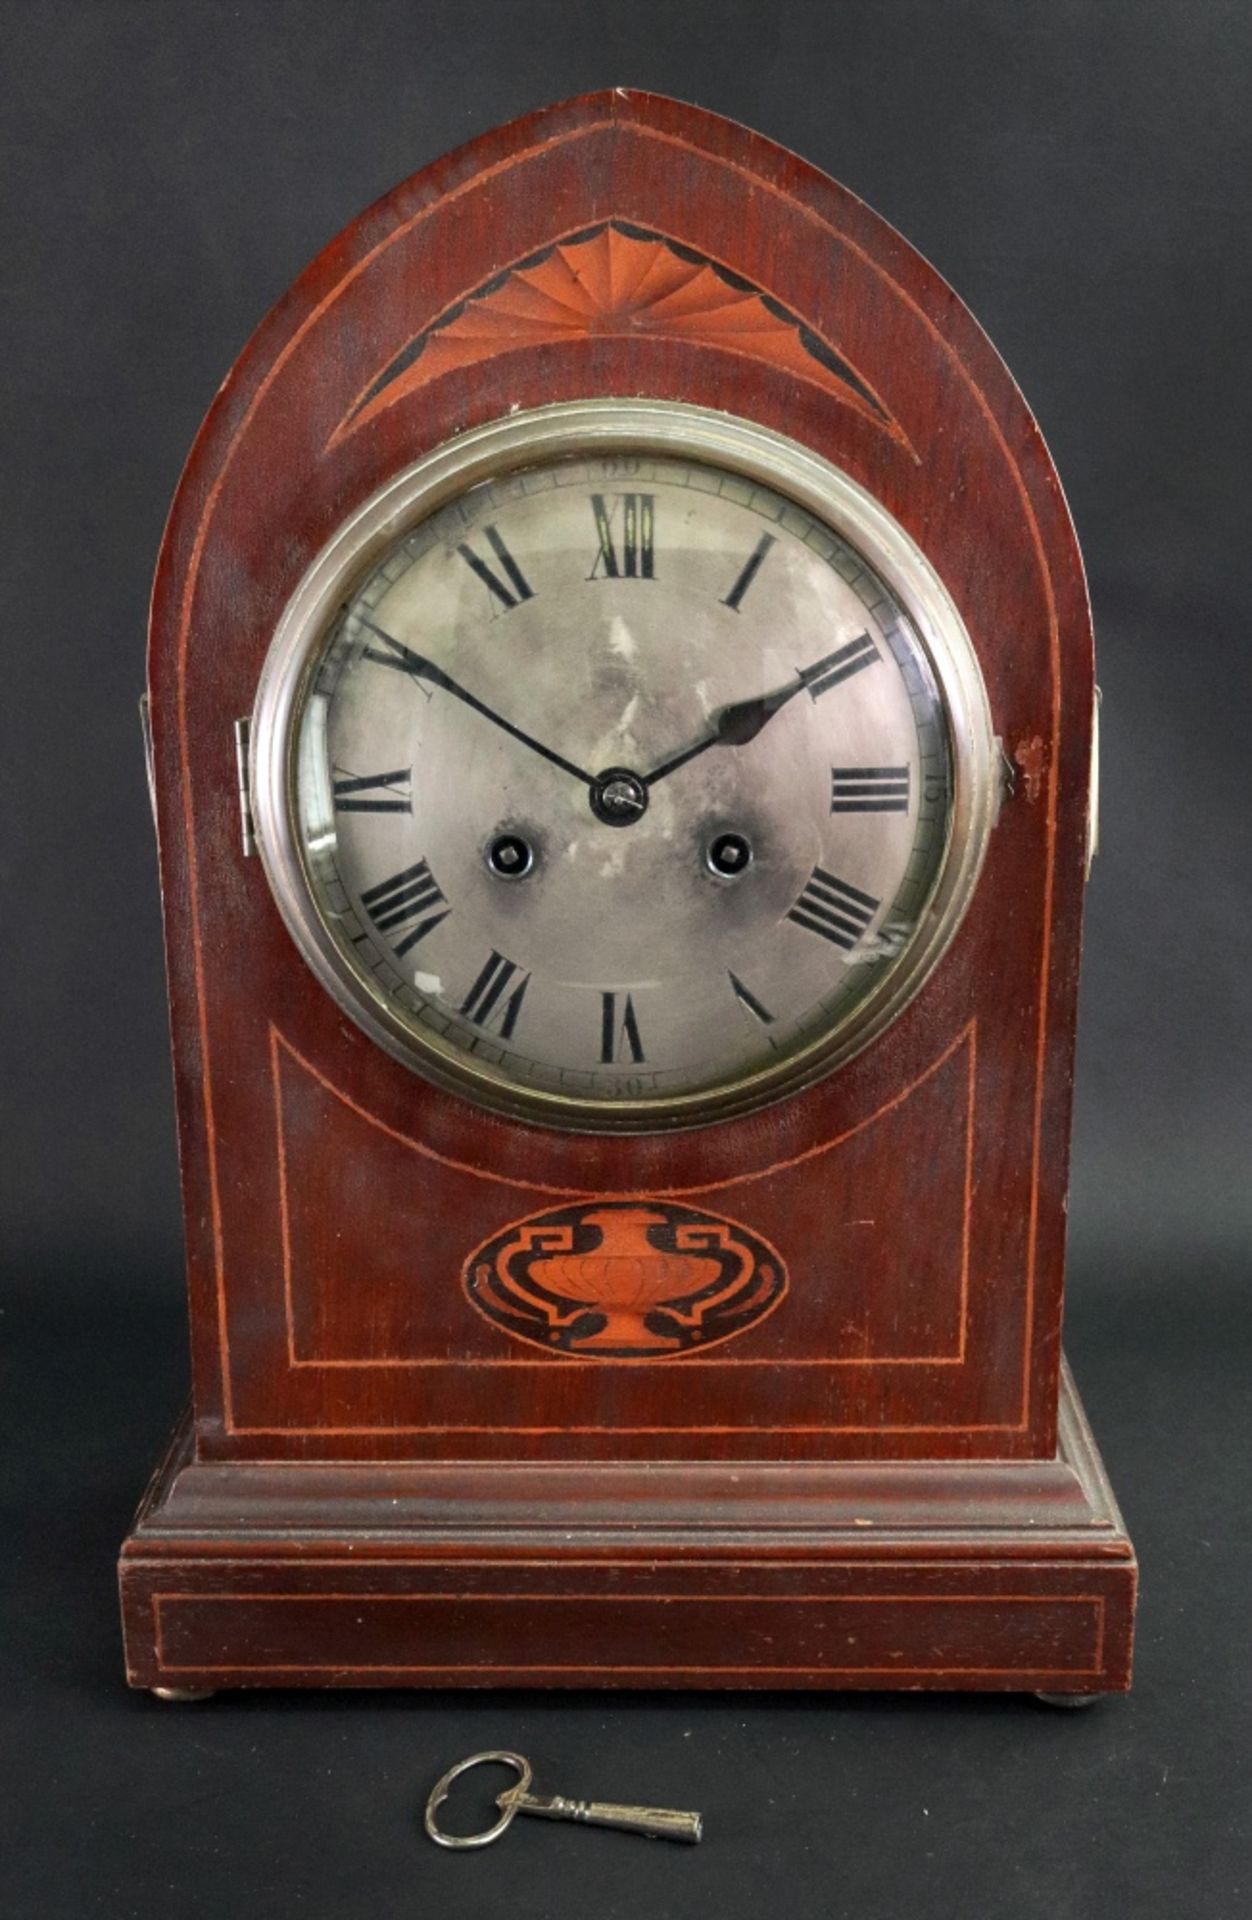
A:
[{"xmin": 590, "ymin": 494, "xmax": 654, "ymax": 580}]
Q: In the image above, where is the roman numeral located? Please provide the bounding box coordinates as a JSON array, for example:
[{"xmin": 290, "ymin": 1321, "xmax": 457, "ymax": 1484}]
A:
[
  {"xmin": 460, "ymin": 950, "xmax": 530, "ymax": 1039},
  {"xmin": 728, "ymin": 971, "xmax": 774, "ymax": 1025},
  {"xmin": 787, "ymin": 868, "xmax": 879, "ymax": 949},
  {"xmin": 589, "ymin": 493, "xmax": 655, "ymax": 580},
  {"xmin": 830, "ymin": 765, "xmax": 911, "ymax": 813},
  {"xmin": 800, "ymin": 631, "xmax": 878, "ymax": 698},
  {"xmin": 359, "ymin": 859, "xmax": 449, "ymax": 956},
  {"xmin": 456, "ymin": 525, "xmax": 534, "ymax": 611},
  {"xmin": 332, "ymin": 766, "xmax": 413, "ymax": 814},
  {"xmin": 360, "ymin": 631, "xmax": 423, "ymax": 678},
  {"xmin": 721, "ymin": 533, "xmax": 776, "ymax": 611},
  {"xmin": 600, "ymin": 991, "xmax": 645, "ymax": 1063}
]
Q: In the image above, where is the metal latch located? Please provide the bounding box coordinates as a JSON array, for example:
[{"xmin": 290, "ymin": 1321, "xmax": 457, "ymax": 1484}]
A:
[{"xmin": 138, "ymin": 692, "xmax": 157, "ymax": 831}]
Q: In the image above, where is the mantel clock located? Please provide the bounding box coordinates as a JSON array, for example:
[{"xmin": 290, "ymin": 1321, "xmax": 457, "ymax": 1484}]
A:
[{"xmin": 121, "ymin": 92, "xmax": 1136, "ymax": 1697}]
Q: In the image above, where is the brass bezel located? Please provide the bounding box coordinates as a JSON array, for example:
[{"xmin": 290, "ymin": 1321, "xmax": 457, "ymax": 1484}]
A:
[{"xmin": 251, "ymin": 400, "xmax": 997, "ymax": 1133}]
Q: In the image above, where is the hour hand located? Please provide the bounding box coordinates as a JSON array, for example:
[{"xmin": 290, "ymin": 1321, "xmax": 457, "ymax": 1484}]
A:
[
  {"xmin": 355, "ymin": 613, "xmax": 594, "ymax": 788},
  {"xmin": 643, "ymin": 635, "xmax": 874, "ymax": 787}
]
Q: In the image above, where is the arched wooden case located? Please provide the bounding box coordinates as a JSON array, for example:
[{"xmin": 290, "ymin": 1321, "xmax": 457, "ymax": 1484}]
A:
[{"xmin": 121, "ymin": 92, "xmax": 1135, "ymax": 1695}]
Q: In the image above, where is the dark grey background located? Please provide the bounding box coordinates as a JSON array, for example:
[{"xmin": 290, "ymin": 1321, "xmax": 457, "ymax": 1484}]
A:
[{"xmin": 2, "ymin": 3, "xmax": 1248, "ymax": 1916}]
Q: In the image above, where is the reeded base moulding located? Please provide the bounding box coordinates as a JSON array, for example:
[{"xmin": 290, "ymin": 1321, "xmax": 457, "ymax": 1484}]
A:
[{"xmin": 120, "ymin": 1359, "xmax": 1134, "ymax": 1695}]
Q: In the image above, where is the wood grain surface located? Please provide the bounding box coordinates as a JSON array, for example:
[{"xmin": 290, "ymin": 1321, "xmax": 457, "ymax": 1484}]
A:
[{"xmin": 123, "ymin": 91, "xmax": 1132, "ymax": 1692}]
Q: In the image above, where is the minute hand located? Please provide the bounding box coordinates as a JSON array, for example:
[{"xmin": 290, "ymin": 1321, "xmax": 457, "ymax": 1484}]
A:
[
  {"xmin": 643, "ymin": 635, "xmax": 875, "ymax": 788},
  {"xmin": 356, "ymin": 613, "xmax": 594, "ymax": 787}
]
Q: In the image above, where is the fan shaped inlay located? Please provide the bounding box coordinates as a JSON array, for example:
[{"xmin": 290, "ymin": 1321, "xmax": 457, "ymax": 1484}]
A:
[{"xmin": 333, "ymin": 221, "xmax": 905, "ymax": 448}]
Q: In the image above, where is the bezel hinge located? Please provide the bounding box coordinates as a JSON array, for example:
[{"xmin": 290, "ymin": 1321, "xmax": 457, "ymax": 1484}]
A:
[{"xmin": 234, "ymin": 716, "xmax": 257, "ymax": 857}]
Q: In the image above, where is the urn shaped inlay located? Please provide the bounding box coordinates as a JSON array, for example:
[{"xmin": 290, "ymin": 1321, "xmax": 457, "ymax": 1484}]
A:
[{"xmin": 464, "ymin": 1200, "xmax": 789, "ymax": 1358}]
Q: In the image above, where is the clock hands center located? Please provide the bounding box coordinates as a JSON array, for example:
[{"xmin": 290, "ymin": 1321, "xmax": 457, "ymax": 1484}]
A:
[
  {"xmin": 642, "ymin": 640, "xmax": 863, "ymax": 789},
  {"xmin": 357, "ymin": 614, "xmax": 653, "ymax": 827},
  {"xmin": 357, "ymin": 615, "xmax": 864, "ymax": 824},
  {"xmin": 357, "ymin": 613, "xmax": 596, "ymax": 789}
]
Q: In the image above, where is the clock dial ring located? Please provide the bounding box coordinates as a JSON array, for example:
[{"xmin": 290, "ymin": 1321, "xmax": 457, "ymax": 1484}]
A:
[{"xmin": 250, "ymin": 399, "xmax": 998, "ymax": 1131}]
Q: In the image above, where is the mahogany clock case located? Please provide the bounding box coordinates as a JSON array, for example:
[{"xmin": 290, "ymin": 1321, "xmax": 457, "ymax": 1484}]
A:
[{"xmin": 118, "ymin": 91, "xmax": 1135, "ymax": 1694}]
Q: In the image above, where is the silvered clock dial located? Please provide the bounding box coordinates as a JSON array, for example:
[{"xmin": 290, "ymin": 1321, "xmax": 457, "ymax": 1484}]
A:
[{"xmin": 251, "ymin": 401, "xmax": 997, "ymax": 1128}]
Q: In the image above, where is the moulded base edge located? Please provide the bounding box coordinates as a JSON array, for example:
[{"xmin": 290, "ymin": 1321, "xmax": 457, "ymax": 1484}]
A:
[{"xmin": 118, "ymin": 1358, "xmax": 1135, "ymax": 1694}]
